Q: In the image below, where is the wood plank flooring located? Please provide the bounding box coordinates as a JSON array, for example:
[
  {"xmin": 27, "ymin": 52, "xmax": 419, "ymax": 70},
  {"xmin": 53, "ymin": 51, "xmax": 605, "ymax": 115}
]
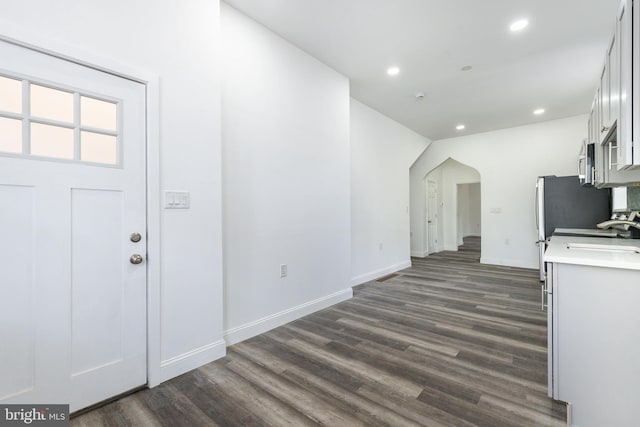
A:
[{"xmin": 72, "ymin": 236, "xmax": 566, "ymax": 426}]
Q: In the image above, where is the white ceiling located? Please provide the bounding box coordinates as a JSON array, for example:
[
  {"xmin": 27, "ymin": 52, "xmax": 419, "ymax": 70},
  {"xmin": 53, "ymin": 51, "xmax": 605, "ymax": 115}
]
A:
[{"xmin": 223, "ymin": 0, "xmax": 620, "ymax": 141}]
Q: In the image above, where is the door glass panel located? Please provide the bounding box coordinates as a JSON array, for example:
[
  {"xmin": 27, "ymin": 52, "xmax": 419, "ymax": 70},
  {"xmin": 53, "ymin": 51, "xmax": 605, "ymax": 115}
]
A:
[
  {"xmin": 81, "ymin": 132, "xmax": 117, "ymax": 164},
  {"xmin": 0, "ymin": 76, "xmax": 22, "ymax": 114},
  {"xmin": 0, "ymin": 117, "xmax": 22, "ymax": 153},
  {"xmin": 0, "ymin": 74, "xmax": 122, "ymax": 166},
  {"xmin": 30, "ymin": 123, "xmax": 74, "ymax": 159},
  {"xmin": 81, "ymin": 97, "xmax": 117, "ymax": 131},
  {"xmin": 30, "ymin": 84, "xmax": 74, "ymax": 123}
]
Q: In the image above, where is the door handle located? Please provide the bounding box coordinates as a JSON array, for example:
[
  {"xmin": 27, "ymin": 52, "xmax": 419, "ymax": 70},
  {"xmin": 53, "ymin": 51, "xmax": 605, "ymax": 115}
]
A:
[{"xmin": 130, "ymin": 254, "xmax": 144, "ymax": 265}]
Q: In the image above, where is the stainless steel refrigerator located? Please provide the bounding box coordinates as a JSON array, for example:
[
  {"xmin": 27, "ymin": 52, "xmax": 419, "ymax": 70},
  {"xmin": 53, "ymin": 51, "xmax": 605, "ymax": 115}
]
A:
[{"xmin": 535, "ymin": 175, "xmax": 611, "ymax": 281}]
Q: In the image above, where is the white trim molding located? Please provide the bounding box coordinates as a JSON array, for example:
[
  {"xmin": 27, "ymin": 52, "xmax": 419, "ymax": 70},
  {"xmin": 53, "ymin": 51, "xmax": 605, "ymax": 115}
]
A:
[
  {"xmin": 224, "ymin": 288, "xmax": 353, "ymax": 346},
  {"xmin": 351, "ymin": 260, "xmax": 412, "ymax": 287},
  {"xmin": 411, "ymin": 250, "xmax": 428, "ymax": 258},
  {"xmin": 480, "ymin": 257, "xmax": 537, "ymax": 270},
  {"xmin": 159, "ymin": 340, "xmax": 226, "ymax": 383}
]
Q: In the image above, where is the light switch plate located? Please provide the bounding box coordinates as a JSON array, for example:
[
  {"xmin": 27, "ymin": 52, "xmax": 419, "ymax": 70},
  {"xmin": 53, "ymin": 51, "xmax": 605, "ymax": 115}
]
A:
[{"xmin": 164, "ymin": 191, "xmax": 190, "ymax": 209}]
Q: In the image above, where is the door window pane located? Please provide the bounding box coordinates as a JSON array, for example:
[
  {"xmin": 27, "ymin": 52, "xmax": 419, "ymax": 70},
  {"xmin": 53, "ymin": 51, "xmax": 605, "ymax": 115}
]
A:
[
  {"xmin": 30, "ymin": 84, "xmax": 74, "ymax": 123},
  {"xmin": 0, "ymin": 74, "xmax": 123, "ymax": 166},
  {"xmin": 0, "ymin": 76, "xmax": 22, "ymax": 114},
  {"xmin": 0, "ymin": 117, "xmax": 22, "ymax": 153},
  {"xmin": 30, "ymin": 123, "xmax": 74, "ymax": 159},
  {"xmin": 81, "ymin": 132, "xmax": 117, "ymax": 164},
  {"xmin": 81, "ymin": 97, "xmax": 117, "ymax": 131}
]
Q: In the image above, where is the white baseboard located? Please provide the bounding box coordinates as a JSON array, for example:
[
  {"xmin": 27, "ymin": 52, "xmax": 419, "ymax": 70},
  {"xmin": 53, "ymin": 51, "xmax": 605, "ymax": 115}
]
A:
[
  {"xmin": 351, "ymin": 260, "xmax": 412, "ymax": 286},
  {"xmin": 223, "ymin": 288, "xmax": 353, "ymax": 346},
  {"xmin": 159, "ymin": 340, "xmax": 226, "ymax": 383},
  {"xmin": 480, "ymin": 256, "xmax": 537, "ymax": 270},
  {"xmin": 411, "ymin": 250, "xmax": 428, "ymax": 258}
]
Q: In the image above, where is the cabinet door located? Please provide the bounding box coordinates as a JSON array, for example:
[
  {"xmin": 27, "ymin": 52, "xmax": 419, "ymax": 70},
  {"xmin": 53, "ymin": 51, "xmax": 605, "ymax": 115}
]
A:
[
  {"xmin": 588, "ymin": 94, "xmax": 597, "ymax": 143},
  {"xmin": 599, "ymin": 34, "xmax": 618, "ymax": 144},
  {"xmin": 609, "ymin": 29, "xmax": 620, "ymax": 131},
  {"xmin": 556, "ymin": 264, "xmax": 640, "ymax": 426},
  {"xmin": 546, "ymin": 263, "xmax": 556, "ymax": 399},
  {"xmin": 634, "ymin": 0, "xmax": 640, "ymax": 166},
  {"xmin": 593, "ymin": 90, "xmax": 606, "ymax": 187},
  {"xmin": 599, "ymin": 63, "xmax": 609, "ymax": 144},
  {"xmin": 618, "ymin": 0, "xmax": 633, "ymax": 169}
]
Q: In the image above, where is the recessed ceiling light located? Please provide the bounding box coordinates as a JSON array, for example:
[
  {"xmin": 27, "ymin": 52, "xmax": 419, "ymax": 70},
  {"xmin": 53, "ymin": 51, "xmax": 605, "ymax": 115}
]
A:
[
  {"xmin": 534, "ymin": 108, "xmax": 545, "ymax": 115},
  {"xmin": 386, "ymin": 66, "xmax": 400, "ymax": 76},
  {"xmin": 461, "ymin": 65, "xmax": 473, "ymax": 72},
  {"xmin": 510, "ymin": 19, "xmax": 529, "ymax": 32},
  {"xmin": 456, "ymin": 124, "xmax": 466, "ymax": 131}
]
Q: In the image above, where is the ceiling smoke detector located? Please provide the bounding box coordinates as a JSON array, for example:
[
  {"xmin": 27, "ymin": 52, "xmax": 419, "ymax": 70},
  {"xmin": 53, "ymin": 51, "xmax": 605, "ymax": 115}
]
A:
[{"xmin": 415, "ymin": 92, "xmax": 426, "ymax": 100}]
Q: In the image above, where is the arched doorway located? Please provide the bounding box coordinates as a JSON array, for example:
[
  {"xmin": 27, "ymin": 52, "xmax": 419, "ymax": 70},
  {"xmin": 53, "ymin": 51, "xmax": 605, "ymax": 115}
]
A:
[{"xmin": 422, "ymin": 158, "xmax": 481, "ymax": 256}]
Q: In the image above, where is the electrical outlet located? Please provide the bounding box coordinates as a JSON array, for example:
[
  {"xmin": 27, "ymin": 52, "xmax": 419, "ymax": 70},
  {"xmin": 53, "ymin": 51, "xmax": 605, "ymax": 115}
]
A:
[{"xmin": 280, "ymin": 264, "xmax": 287, "ymax": 278}]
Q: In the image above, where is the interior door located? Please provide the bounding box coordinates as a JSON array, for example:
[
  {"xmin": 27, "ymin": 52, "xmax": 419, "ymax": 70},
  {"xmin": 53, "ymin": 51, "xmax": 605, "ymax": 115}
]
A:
[
  {"xmin": 427, "ymin": 180, "xmax": 438, "ymax": 254},
  {"xmin": 0, "ymin": 40, "xmax": 147, "ymax": 412}
]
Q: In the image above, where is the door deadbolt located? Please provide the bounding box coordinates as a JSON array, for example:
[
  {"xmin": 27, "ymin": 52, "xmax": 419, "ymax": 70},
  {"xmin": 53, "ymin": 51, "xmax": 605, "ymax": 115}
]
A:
[
  {"xmin": 130, "ymin": 232, "xmax": 142, "ymax": 243},
  {"xmin": 130, "ymin": 254, "xmax": 144, "ymax": 264}
]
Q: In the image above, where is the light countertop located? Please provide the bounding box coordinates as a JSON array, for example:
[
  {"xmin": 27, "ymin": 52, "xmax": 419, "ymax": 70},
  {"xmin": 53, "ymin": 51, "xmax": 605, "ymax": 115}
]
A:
[
  {"xmin": 544, "ymin": 235, "xmax": 640, "ymax": 270},
  {"xmin": 553, "ymin": 228, "xmax": 620, "ymax": 237}
]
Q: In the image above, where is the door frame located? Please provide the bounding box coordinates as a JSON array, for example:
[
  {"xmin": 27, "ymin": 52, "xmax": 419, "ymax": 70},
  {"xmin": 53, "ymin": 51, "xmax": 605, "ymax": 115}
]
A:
[{"xmin": 0, "ymin": 26, "xmax": 163, "ymax": 387}]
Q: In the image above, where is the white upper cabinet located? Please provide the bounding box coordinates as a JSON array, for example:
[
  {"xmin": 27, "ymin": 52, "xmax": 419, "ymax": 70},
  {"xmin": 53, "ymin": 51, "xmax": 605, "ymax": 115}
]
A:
[
  {"xmin": 599, "ymin": 34, "xmax": 617, "ymax": 142},
  {"xmin": 591, "ymin": 0, "xmax": 640, "ymax": 186},
  {"xmin": 632, "ymin": 0, "xmax": 640, "ymax": 166},
  {"xmin": 591, "ymin": 91, "xmax": 606, "ymax": 186},
  {"xmin": 618, "ymin": 0, "xmax": 633, "ymax": 169}
]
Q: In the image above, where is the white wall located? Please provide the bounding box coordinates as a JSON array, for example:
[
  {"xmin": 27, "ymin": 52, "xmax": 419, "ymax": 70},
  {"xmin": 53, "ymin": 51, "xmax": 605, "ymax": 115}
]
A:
[
  {"xmin": 1, "ymin": 1, "xmax": 225, "ymax": 382},
  {"xmin": 350, "ymin": 100, "xmax": 430, "ymax": 285},
  {"xmin": 468, "ymin": 183, "xmax": 482, "ymax": 236},
  {"xmin": 221, "ymin": 4, "xmax": 352, "ymax": 344},
  {"xmin": 457, "ymin": 183, "xmax": 482, "ymax": 245},
  {"xmin": 411, "ymin": 115, "xmax": 588, "ymax": 268},
  {"xmin": 457, "ymin": 185, "xmax": 469, "ymax": 245}
]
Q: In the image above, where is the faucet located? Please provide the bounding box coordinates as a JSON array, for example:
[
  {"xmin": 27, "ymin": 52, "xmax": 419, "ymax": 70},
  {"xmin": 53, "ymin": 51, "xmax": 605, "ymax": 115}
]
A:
[{"xmin": 597, "ymin": 211, "xmax": 640, "ymax": 230}]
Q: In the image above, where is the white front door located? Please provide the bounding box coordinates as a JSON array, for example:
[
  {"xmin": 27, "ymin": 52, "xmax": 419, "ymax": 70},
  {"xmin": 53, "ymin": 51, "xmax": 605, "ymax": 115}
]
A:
[
  {"xmin": 0, "ymin": 40, "xmax": 147, "ymax": 412},
  {"xmin": 427, "ymin": 180, "xmax": 438, "ymax": 254}
]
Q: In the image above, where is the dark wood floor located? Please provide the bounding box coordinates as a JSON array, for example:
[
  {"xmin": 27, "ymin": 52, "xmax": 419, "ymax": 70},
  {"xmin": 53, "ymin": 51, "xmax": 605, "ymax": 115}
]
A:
[{"xmin": 72, "ymin": 236, "xmax": 566, "ymax": 426}]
